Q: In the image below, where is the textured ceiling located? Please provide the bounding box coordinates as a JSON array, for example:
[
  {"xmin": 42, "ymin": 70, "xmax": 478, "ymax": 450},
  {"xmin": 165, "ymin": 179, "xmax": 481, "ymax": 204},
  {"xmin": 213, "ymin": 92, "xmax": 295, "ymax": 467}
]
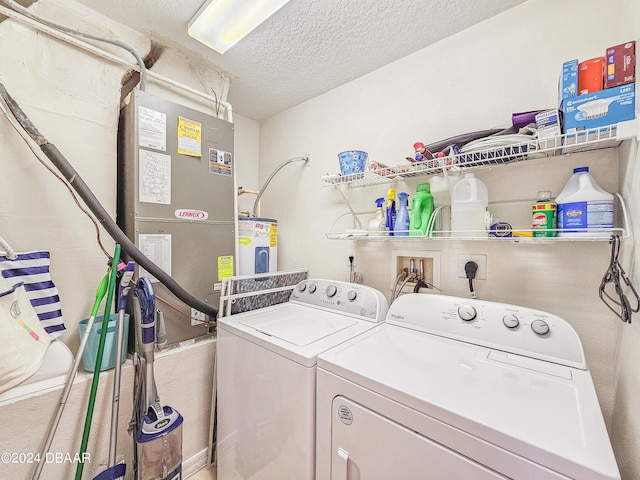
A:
[{"xmin": 71, "ymin": 0, "xmax": 528, "ymax": 121}]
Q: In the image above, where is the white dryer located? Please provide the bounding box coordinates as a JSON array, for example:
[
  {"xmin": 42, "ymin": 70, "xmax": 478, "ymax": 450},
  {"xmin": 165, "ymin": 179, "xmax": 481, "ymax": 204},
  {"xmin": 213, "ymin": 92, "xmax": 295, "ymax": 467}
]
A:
[
  {"xmin": 316, "ymin": 293, "xmax": 620, "ymax": 480},
  {"xmin": 217, "ymin": 279, "xmax": 388, "ymax": 480}
]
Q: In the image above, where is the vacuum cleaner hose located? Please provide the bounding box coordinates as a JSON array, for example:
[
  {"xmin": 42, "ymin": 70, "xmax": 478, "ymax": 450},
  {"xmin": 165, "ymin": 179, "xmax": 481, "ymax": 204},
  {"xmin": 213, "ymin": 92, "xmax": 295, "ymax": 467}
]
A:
[{"xmin": 0, "ymin": 82, "xmax": 218, "ymax": 319}]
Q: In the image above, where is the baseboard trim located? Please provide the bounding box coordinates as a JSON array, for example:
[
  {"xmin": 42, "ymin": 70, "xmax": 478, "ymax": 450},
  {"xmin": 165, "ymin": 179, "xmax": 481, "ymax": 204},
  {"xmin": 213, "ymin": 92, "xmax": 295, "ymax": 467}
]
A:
[{"xmin": 183, "ymin": 448, "xmax": 211, "ymax": 478}]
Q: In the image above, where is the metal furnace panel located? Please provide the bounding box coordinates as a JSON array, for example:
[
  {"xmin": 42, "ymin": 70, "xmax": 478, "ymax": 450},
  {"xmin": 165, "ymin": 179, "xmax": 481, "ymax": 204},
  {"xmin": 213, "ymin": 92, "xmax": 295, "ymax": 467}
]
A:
[{"xmin": 118, "ymin": 89, "xmax": 235, "ymax": 346}]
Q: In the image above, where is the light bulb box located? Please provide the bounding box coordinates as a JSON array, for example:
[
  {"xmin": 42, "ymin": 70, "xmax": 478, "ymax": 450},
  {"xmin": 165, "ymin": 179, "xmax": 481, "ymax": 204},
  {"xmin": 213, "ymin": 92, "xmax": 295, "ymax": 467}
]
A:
[
  {"xmin": 561, "ymin": 83, "xmax": 635, "ymax": 134},
  {"xmin": 558, "ymin": 59, "xmax": 579, "ymax": 106}
]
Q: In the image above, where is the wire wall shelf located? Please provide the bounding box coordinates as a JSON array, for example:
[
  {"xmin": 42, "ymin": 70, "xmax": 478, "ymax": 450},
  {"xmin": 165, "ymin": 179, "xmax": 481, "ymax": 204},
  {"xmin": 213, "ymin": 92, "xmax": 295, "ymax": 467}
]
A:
[
  {"xmin": 325, "ymin": 194, "xmax": 631, "ymax": 243},
  {"xmin": 326, "ymin": 228, "xmax": 629, "ymax": 243},
  {"xmin": 321, "ymin": 120, "xmax": 639, "ymax": 188}
]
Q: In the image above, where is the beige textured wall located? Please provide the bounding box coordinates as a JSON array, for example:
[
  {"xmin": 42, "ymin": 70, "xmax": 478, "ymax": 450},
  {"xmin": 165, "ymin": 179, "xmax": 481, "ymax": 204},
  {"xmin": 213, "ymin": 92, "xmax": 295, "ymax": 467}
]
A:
[{"xmin": 0, "ymin": 1, "xmax": 251, "ymax": 479}]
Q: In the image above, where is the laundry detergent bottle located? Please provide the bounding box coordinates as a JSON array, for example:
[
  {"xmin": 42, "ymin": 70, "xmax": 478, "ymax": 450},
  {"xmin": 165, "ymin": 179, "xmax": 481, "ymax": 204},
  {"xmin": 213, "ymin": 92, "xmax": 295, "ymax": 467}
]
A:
[
  {"xmin": 410, "ymin": 183, "xmax": 434, "ymax": 236},
  {"xmin": 385, "ymin": 189, "xmax": 397, "ymax": 236},
  {"xmin": 368, "ymin": 197, "xmax": 386, "ymax": 234},
  {"xmin": 450, "ymin": 173, "xmax": 488, "ymax": 237},
  {"xmin": 556, "ymin": 166, "xmax": 614, "ymax": 237},
  {"xmin": 394, "ymin": 192, "xmax": 410, "ymax": 236}
]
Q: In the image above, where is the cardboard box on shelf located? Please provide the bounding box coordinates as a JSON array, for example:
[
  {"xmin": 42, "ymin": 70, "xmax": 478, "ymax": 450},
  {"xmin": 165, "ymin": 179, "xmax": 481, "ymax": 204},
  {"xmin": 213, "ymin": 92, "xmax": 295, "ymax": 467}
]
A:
[
  {"xmin": 559, "ymin": 59, "xmax": 579, "ymax": 106},
  {"xmin": 605, "ymin": 41, "xmax": 636, "ymax": 88},
  {"xmin": 578, "ymin": 57, "xmax": 605, "ymax": 95},
  {"xmin": 561, "ymin": 83, "xmax": 635, "ymax": 134}
]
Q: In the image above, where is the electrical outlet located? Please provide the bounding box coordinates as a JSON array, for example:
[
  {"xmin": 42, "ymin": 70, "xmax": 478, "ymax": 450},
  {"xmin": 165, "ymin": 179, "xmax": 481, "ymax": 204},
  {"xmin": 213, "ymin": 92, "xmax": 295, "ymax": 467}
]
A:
[{"xmin": 457, "ymin": 254, "xmax": 487, "ymax": 279}]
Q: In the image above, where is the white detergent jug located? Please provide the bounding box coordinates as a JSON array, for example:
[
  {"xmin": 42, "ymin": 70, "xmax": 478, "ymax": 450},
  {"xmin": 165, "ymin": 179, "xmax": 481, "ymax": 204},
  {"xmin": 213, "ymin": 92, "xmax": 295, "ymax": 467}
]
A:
[
  {"xmin": 556, "ymin": 166, "xmax": 614, "ymax": 237},
  {"xmin": 450, "ymin": 173, "xmax": 488, "ymax": 237}
]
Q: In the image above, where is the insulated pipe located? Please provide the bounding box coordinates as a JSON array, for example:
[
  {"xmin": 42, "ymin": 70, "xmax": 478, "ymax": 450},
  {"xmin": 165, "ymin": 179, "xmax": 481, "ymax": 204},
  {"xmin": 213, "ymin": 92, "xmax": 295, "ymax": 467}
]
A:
[
  {"xmin": 0, "ymin": 82, "xmax": 219, "ymax": 319},
  {"xmin": 253, "ymin": 156, "xmax": 309, "ymax": 217},
  {"xmin": 0, "ymin": 4, "xmax": 233, "ymax": 122},
  {"xmin": 0, "ymin": 0, "xmax": 148, "ymax": 91}
]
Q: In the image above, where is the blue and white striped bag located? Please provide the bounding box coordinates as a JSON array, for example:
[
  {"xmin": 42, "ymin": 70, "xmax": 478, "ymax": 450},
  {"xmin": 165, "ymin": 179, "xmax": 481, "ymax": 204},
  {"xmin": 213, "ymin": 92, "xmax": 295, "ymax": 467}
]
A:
[{"xmin": 0, "ymin": 251, "xmax": 66, "ymax": 339}]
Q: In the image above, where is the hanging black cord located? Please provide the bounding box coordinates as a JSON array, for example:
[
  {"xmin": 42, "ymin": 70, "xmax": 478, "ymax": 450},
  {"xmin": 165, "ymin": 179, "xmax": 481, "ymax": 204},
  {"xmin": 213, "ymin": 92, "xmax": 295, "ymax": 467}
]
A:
[
  {"xmin": 465, "ymin": 261, "xmax": 478, "ymax": 299},
  {"xmin": 0, "ymin": 81, "xmax": 219, "ymax": 319},
  {"xmin": 599, "ymin": 235, "xmax": 639, "ymax": 323}
]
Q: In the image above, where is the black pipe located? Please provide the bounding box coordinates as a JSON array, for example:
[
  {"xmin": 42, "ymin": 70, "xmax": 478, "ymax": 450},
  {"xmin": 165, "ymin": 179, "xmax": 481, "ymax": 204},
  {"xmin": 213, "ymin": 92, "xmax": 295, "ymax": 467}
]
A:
[{"xmin": 0, "ymin": 82, "xmax": 219, "ymax": 319}]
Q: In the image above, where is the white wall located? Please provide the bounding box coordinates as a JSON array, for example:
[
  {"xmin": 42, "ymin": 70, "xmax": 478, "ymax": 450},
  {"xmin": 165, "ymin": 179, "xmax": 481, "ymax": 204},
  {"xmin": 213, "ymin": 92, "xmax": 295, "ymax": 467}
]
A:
[
  {"xmin": 0, "ymin": 1, "xmax": 258, "ymax": 478},
  {"xmin": 612, "ymin": 138, "xmax": 640, "ymax": 478},
  {"xmin": 258, "ymin": 0, "xmax": 639, "ymax": 478}
]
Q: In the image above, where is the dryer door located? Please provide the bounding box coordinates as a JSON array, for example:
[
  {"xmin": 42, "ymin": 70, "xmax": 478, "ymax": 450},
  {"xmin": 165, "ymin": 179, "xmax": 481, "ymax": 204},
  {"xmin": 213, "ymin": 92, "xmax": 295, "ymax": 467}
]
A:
[{"xmin": 330, "ymin": 396, "xmax": 507, "ymax": 480}]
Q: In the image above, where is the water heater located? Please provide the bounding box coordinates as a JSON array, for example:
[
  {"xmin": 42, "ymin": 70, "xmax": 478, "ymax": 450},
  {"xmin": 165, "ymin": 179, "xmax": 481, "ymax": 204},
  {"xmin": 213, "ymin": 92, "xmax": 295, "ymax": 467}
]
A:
[{"xmin": 237, "ymin": 217, "xmax": 277, "ymax": 275}]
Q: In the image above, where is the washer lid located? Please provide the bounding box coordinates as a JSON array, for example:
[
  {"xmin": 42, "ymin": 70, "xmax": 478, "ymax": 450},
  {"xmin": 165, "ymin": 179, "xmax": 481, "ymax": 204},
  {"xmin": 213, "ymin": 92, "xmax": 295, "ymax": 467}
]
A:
[
  {"xmin": 239, "ymin": 307, "xmax": 356, "ymax": 346},
  {"xmin": 218, "ymin": 303, "xmax": 376, "ymax": 367},
  {"xmin": 318, "ymin": 324, "xmax": 619, "ymax": 480}
]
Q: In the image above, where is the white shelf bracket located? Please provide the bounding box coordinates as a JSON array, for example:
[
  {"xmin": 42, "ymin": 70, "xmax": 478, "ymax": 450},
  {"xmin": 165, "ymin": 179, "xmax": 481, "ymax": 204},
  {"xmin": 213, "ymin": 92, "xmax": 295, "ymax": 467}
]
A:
[{"xmin": 335, "ymin": 185, "xmax": 363, "ymax": 229}]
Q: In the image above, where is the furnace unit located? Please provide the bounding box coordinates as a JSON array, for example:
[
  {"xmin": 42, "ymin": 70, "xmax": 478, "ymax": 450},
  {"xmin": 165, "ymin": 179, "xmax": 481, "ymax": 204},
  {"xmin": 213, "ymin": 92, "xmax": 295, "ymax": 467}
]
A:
[{"xmin": 118, "ymin": 90, "xmax": 236, "ymax": 347}]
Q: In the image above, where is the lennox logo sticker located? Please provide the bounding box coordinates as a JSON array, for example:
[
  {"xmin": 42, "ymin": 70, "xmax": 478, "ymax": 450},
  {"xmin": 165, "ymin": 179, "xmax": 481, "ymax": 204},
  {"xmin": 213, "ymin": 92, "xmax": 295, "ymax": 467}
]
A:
[{"xmin": 175, "ymin": 209, "xmax": 208, "ymax": 220}]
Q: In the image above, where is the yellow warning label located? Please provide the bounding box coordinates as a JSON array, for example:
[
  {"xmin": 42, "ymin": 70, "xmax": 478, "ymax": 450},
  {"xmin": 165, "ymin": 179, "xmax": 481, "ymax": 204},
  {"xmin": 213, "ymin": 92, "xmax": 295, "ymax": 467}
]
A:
[
  {"xmin": 270, "ymin": 223, "xmax": 278, "ymax": 247},
  {"xmin": 218, "ymin": 255, "xmax": 234, "ymax": 280},
  {"xmin": 238, "ymin": 236, "xmax": 252, "ymax": 247},
  {"xmin": 177, "ymin": 116, "xmax": 202, "ymax": 157}
]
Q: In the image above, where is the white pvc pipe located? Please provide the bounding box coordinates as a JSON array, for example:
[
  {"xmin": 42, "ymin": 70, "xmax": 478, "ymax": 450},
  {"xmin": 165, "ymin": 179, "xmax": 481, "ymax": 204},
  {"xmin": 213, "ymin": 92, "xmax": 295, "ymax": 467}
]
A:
[{"xmin": 0, "ymin": 5, "xmax": 233, "ymax": 122}]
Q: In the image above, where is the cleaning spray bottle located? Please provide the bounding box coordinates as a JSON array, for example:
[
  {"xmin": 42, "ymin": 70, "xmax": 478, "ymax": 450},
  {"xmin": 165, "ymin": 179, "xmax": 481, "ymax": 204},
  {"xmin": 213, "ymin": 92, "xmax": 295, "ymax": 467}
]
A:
[
  {"xmin": 394, "ymin": 192, "xmax": 410, "ymax": 236},
  {"xmin": 385, "ymin": 189, "xmax": 397, "ymax": 236},
  {"xmin": 368, "ymin": 197, "xmax": 386, "ymax": 234}
]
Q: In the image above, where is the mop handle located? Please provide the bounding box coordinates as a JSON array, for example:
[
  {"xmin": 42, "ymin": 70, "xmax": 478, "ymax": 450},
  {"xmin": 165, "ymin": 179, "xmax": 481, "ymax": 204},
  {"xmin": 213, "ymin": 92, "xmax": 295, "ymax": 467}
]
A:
[
  {"xmin": 108, "ymin": 261, "xmax": 135, "ymax": 468},
  {"xmin": 75, "ymin": 245, "xmax": 121, "ymax": 480},
  {"xmin": 32, "ymin": 272, "xmax": 110, "ymax": 480}
]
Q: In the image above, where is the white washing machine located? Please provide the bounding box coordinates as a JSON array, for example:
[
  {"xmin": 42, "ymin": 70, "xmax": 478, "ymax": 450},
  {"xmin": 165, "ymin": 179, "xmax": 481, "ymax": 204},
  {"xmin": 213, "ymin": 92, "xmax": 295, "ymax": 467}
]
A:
[
  {"xmin": 216, "ymin": 279, "xmax": 388, "ymax": 480},
  {"xmin": 316, "ymin": 293, "xmax": 620, "ymax": 480}
]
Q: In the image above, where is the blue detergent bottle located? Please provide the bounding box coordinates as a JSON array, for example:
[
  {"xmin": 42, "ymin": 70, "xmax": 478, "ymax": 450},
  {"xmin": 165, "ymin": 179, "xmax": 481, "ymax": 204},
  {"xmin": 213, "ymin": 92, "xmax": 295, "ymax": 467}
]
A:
[
  {"xmin": 385, "ymin": 189, "xmax": 397, "ymax": 236},
  {"xmin": 410, "ymin": 182, "xmax": 435, "ymax": 236},
  {"xmin": 394, "ymin": 192, "xmax": 410, "ymax": 236}
]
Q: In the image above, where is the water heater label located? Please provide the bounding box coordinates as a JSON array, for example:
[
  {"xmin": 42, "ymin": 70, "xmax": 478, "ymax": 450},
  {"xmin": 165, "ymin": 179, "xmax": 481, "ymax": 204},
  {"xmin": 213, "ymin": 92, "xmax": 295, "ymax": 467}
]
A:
[{"xmin": 175, "ymin": 209, "xmax": 208, "ymax": 220}]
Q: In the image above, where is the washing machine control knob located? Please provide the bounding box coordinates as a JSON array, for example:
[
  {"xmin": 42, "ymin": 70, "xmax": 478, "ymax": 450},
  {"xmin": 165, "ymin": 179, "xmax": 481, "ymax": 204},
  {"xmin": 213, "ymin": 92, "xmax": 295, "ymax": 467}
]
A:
[
  {"xmin": 347, "ymin": 290, "xmax": 357, "ymax": 301},
  {"xmin": 531, "ymin": 319, "xmax": 550, "ymax": 335},
  {"xmin": 309, "ymin": 284, "xmax": 317, "ymax": 294},
  {"xmin": 502, "ymin": 314, "xmax": 519, "ymax": 329},
  {"xmin": 457, "ymin": 304, "xmax": 477, "ymax": 322},
  {"xmin": 298, "ymin": 283, "xmax": 307, "ymax": 292},
  {"xmin": 326, "ymin": 285, "xmax": 338, "ymax": 297}
]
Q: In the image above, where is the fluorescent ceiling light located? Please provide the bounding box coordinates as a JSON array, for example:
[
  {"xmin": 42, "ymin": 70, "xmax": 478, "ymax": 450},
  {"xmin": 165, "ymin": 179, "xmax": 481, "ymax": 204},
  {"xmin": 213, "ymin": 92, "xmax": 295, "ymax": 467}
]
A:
[{"xmin": 188, "ymin": 0, "xmax": 290, "ymax": 54}]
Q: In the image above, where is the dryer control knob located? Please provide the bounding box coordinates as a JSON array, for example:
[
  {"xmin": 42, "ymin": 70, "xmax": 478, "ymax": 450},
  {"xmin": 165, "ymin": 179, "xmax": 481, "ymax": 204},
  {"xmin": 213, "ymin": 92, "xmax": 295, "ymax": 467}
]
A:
[
  {"xmin": 298, "ymin": 283, "xmax": 307, "ymax": 292},
  {"xmin": 457, "ymin": 305, "xmax": 477, "ymax": 322},
  {"xmin": 347, "ymin": 290, "xmax": 357, "ymax": 301},
  {"xmin": 502, "ymin": 314, "xmax": 519, "ymax": 329},
  {"xmin": 531, "ymin": 319, "xmax": 550, "ymax": 335},
  {"xmin": 309, "ymin": 284, "xmax": 317, "ymax": 294},
  {"xmin": 326, "ymin": 285, "xmax": 338, "ymax": 297}
]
